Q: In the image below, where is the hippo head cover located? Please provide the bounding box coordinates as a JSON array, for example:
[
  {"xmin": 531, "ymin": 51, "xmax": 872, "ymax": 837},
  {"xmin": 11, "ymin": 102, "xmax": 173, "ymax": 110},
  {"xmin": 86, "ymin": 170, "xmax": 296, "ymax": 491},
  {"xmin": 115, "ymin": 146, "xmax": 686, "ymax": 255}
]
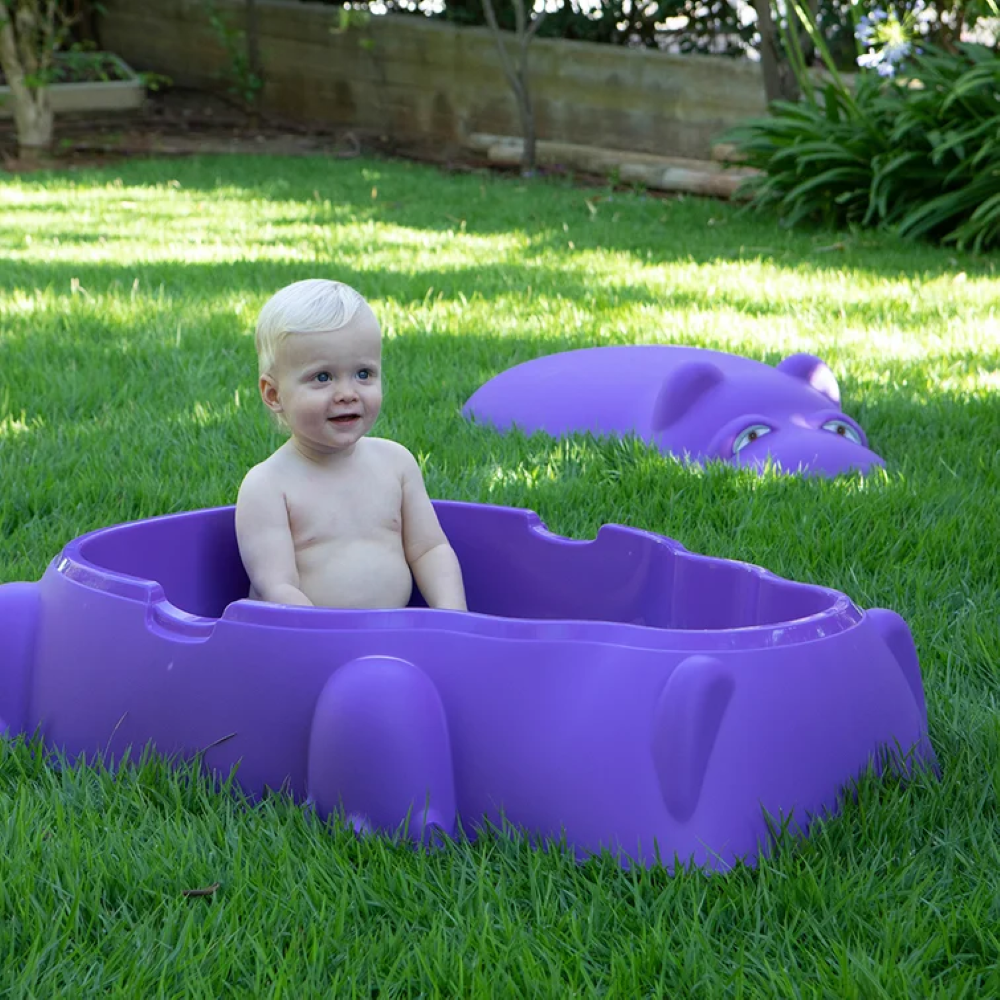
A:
[{"xmin": 464, "ymin": 345, "xmax": 884, "ymax": 477}]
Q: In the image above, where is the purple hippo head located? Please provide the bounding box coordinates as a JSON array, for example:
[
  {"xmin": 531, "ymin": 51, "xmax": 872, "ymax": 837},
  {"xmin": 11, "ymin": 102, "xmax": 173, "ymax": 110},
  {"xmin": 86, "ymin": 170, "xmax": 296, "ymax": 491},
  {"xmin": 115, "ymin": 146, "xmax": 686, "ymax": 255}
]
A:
[{"xmin": 463, "ymin": 345, "xmax": 885, "ymax": 477}]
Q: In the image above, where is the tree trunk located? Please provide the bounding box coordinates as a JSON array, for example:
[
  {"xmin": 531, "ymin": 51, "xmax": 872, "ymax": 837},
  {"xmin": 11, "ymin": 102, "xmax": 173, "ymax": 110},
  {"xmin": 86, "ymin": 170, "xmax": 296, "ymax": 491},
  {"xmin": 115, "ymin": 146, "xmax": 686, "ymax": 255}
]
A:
[
  {"xmin": 520, "ymin": 83, "xmax": 536, "ymax": 176},
  {"xmin": 13, "ymin": 93, "xmax": 54, "ymax": 162},
  {"xmin": 753, "ymin": 0, "xmax": 797, "ymax": 104},
  {"xmin": 753, "ymin": 0, "xmax": 820, "ymax": 105},
  {"xmin": 481, "ymin": 0, "xmax": 545, "ymax": 176},
  {"xmin": 0, "ymin": 13, "xmax": 55, "ymax": 160}
]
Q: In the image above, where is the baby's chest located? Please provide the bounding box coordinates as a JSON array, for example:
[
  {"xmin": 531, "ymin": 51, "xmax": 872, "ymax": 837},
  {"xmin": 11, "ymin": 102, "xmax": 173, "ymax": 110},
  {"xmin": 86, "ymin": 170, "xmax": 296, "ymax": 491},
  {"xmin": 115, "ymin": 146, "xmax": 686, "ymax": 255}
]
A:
[{"xmin": 286, "ymin": 474, "xmax": 404, "ymax": 542}]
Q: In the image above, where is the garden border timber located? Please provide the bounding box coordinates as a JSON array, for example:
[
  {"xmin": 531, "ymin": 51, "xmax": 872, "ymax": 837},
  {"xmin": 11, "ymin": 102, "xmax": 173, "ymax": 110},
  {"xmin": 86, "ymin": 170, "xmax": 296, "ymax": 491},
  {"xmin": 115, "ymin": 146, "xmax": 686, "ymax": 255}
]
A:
[
  {"xmin": 97, "ymin": 0, "xmax": 772, "ymax": 161},
  {"xmin": 0, "ymin": 53, "xmax": 145, "ymax": 121},
  {"xmin": 465, "ymin": 133, "xmax": 759, "ymax": 198}
]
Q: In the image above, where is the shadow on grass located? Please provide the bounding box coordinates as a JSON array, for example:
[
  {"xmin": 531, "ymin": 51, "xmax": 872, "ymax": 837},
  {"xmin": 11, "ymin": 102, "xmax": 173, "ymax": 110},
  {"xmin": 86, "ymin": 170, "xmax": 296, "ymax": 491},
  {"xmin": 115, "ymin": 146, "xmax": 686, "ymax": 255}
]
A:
[
  {"xmin": 1, "ymin": 301, "xmax": 996, "ymax": 441},
  {"xmin": 4, "ymin": 154, "xmax": 996, "ymax": 283},
  {"xmin": 5, "ymin": 258, "xmax": 675, "ymax": 310},
  {"xmin": 2, "ymin": 258, "xmax": 993, "ymax": 341}
]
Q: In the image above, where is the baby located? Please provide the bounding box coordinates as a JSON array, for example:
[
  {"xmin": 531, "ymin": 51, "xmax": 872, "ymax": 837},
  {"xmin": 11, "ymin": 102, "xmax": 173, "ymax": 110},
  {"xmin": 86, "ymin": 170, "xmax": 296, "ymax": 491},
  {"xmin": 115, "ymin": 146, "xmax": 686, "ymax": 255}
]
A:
[{"xmin": 235, "ymin": 279, "xmax": 468, "ymax": 612}]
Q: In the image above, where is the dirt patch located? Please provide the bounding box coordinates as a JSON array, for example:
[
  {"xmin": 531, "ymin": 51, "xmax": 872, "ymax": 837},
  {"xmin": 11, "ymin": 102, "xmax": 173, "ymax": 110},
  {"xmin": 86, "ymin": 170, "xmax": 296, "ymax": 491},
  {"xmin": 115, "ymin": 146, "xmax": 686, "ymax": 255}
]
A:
[{"xmin": 0, "ymin": 85, "xmax": 495, "ymax": 175}]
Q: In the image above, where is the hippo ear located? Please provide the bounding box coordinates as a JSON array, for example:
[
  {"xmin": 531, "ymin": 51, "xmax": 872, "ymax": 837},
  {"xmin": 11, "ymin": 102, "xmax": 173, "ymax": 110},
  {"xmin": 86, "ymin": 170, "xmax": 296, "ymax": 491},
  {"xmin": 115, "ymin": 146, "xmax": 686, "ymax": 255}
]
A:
[
  {"xmin": 777, "ymin": 353, "xmax": 841, "ymax": 406},
  {"xmin": 651, "ymin": 361, "xmax": 725, "ymax": 431}
]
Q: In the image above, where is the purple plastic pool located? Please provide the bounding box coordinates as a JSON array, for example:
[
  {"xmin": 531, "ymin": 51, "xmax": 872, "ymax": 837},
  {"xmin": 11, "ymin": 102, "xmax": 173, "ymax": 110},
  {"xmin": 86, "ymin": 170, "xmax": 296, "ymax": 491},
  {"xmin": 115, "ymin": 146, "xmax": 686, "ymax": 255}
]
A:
[{"xmin": 0, "ymin": 502, "xmax": 935, "ymax": 870}]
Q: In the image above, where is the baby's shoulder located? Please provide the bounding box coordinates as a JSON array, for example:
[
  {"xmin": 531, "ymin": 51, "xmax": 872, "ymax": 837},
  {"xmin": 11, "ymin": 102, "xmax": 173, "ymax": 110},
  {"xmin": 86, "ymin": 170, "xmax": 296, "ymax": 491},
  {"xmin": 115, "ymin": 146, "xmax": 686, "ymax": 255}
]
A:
[
  {"xmin": 238, "ymin": 450, "xmax": 286, "ymax": 497},
  {"xmin": 364, "ymin": 436, "xmax": 419, "ymax": 472}
]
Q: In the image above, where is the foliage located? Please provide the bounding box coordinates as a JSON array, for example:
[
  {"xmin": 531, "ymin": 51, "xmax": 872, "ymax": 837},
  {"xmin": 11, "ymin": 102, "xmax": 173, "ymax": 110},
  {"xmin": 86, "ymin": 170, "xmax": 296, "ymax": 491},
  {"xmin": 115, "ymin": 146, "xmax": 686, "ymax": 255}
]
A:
[
  {"xmin": 0, "ymin": 44, "xmax": 125, "ymax": 84},
  {"xmin": 727, "ymin": 73, "xmax": 892, "ymax": 230},
  {"xmin": 290, "ymin": 0, "xmax": 995, "ymax": 63},
  {"xmin": 726, "ymin": 0, "xmax": 1000, "ymax": 252},
  {"xmin": 202, "ymin": 0, "xmax": 264, "ymax": 114},
  {"xmin": 0, "ymin": 0, "xmax": 73, "ymax": 90},
  {"xmin": 445, "ymin": 0, "xmax": 758, "ymax": 54},
  {"xmin": 874, "ymin": 42, "xmax": 1000, "ymax": 248},
  {"xmin": 49, "ymin": 44, "xmax": 121, "ymax": 80},
  {"xmin": 295, "ymin": 0, "xmax": 757, "ymax": 56},
  {"xmin": 816, "ymin": 0, "xmax": 1000, "ymax": 67}
]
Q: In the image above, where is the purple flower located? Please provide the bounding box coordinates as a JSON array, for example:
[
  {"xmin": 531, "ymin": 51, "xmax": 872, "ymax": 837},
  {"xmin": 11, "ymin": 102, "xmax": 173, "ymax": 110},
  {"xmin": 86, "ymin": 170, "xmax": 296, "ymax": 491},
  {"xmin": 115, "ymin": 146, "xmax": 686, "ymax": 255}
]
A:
[
  {"xmin": 884, "ymin": 39, "xmax": 912, "ymax": 63},
  {"xmin": 855, "ymin": 10, "xmax": 887, "ymax": 46},
  {"xmin": 854, "ymin": 7, "xmax": 913, "ymax": 77}
]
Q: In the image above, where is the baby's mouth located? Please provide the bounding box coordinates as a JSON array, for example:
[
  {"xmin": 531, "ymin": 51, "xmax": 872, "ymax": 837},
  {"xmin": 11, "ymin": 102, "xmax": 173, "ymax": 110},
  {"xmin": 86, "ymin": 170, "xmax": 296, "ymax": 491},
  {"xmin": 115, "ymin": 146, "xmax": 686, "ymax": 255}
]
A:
[{"xmin": 329, "ymin": 414, "xmax": 361, "ymax": 423}]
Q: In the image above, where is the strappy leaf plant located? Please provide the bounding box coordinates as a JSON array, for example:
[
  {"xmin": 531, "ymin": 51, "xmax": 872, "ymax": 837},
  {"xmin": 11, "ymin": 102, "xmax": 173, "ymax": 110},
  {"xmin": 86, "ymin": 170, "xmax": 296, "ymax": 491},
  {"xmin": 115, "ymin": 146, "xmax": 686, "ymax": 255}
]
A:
[{"xmin": 725, "ymin": 1, "xmax": 1000, "ymax": 251}]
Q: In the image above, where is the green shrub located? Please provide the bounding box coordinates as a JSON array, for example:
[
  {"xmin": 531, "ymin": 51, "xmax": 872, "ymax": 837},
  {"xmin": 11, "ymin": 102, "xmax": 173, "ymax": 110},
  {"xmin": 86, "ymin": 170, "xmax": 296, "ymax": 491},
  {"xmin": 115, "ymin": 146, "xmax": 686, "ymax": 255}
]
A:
[
  {"xmin": 726, "ymin": 73, "xmax": 893, "ymax": 230},
  {"xmin": 878, "ymin": 44, "xmax": 1000, "ymax": 249},
  {"xmin": 726, "ymin": 35, "xmax": 1000, "ymax": 252}
]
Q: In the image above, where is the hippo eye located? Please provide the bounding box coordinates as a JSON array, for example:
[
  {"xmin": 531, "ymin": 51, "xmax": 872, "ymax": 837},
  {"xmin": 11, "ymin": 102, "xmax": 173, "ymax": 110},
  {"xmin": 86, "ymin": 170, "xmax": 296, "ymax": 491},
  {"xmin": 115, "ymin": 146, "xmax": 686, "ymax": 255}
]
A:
[
  {"xmin": 821, "ymin": 419, "xmax": 862, "ymax": 445},
  {"xmin": 732, "ymin": 424, "xmax": 772, "ymax": 455}
]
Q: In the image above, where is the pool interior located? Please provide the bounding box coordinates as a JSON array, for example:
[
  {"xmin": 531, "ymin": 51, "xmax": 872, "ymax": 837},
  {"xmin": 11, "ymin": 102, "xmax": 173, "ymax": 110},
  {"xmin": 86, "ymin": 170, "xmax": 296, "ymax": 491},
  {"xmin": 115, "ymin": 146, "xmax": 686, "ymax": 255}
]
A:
[{"xmin": 73, "ymin": 505, "xmax": 838, "ymax": 630}]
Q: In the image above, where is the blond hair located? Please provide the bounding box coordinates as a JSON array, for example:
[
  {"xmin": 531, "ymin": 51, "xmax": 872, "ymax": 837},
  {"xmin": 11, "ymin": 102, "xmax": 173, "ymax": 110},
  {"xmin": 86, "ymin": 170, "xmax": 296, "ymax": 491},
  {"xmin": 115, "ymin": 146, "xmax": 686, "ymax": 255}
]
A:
[{"xmin": 254, "ymin": 279, "xmax": 368, "ymax": 377}]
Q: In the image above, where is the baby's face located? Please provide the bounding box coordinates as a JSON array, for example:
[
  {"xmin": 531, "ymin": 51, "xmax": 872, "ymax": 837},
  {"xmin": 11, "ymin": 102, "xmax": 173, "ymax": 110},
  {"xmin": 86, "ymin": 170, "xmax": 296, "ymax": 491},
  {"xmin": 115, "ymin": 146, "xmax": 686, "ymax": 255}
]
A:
[{"xmin": 261, "ymin": 306, "xmax": 383, "ymax": 457}]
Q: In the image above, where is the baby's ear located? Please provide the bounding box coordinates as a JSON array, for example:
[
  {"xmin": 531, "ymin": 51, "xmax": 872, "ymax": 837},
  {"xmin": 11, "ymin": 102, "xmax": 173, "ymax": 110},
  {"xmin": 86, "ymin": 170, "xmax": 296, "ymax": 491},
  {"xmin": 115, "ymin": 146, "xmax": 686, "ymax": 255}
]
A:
[
  {"xmin": 776, "ymin": 353, "xmax": 841, "ymax": 406},
  {"xmin": 259, "ymin": 374, "xmax": 283, "ymax": 413}
]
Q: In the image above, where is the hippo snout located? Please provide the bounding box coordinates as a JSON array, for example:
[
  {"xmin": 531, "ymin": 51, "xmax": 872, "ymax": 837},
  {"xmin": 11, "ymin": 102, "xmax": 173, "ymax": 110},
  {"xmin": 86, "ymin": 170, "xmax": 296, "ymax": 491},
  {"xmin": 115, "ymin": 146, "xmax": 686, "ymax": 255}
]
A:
[{"xmin": 733, "ymin": 429, "xmax": 885, "ymax": 477}]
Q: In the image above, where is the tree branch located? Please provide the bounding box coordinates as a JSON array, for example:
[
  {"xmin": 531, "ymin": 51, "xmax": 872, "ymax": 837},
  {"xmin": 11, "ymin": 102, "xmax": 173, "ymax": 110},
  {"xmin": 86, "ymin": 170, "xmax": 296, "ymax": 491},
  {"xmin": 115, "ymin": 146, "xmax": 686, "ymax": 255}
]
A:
[
  {"xmin": 481, "ymin": 0, "xmax": 545, "ymax": 174},
  {"xmin": 524, "ymin": 4, "xmax": 547, "ymax": 42},
  {"xmin": 481, "ymin": 0, "xmax": 525, "ymax": 103}
]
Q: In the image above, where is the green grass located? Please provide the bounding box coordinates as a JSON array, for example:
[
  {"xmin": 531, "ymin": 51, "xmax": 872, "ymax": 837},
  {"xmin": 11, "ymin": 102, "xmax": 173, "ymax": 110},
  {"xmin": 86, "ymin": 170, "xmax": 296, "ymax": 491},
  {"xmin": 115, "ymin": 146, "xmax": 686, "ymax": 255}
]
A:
[{"xmin": 1, "ymin": 154, "xmax": 998, "ymax": 997}]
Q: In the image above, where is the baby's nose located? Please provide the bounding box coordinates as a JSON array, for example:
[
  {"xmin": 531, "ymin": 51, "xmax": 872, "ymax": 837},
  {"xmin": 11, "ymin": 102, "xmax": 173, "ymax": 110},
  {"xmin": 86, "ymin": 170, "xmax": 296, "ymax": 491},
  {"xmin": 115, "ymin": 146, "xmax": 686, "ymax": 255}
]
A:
[{"xmin": 333, "ymin": 378, "xmax": 359, "ymax": 400}]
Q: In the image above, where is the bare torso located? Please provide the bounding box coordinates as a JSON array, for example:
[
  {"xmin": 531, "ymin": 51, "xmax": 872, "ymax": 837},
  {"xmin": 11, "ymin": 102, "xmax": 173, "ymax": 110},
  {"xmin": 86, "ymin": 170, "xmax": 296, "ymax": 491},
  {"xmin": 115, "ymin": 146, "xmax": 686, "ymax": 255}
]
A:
[{"xmin": 250, "ymin": 438, "xmax": 413, "ymax": 608}]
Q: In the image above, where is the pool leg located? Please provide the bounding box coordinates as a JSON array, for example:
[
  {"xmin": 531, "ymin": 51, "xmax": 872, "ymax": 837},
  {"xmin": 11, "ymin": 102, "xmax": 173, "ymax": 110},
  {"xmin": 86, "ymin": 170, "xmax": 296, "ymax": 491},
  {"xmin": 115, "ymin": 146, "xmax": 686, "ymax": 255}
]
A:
[
  {"xmin": 868, "ymin": 607, "xmax": 939, "ymax": 775},
  {"xmin": 651, "ymin": 655, "xmax": 733, "ymax": 824},
  {"xmin": 0, "ymin": 582, "xmax": 40, "ymax": 739},
  {"xmin": 306, "ymin": 655, "xmax": 456, "ymax": 844}
]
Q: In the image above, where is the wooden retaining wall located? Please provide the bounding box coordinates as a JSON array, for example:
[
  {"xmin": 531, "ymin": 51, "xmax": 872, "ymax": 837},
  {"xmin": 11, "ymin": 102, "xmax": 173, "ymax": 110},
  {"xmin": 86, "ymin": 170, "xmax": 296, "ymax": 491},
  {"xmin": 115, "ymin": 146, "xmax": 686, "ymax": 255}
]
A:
[{"xmin": 99, "ymin": 0, "xmax": 769, "ymax": 160}]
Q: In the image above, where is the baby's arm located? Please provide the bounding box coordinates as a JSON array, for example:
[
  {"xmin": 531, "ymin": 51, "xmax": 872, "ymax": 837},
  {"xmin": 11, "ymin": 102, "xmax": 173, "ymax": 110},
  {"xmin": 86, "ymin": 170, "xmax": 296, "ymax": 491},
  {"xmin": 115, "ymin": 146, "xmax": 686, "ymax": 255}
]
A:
[
  {"xmin": 235, "ymin": 466, "xmax": 314, "ymax": 607},
  {"xmin": 397, "ymin": 448, "xmax": 468, "ymax": 612}
]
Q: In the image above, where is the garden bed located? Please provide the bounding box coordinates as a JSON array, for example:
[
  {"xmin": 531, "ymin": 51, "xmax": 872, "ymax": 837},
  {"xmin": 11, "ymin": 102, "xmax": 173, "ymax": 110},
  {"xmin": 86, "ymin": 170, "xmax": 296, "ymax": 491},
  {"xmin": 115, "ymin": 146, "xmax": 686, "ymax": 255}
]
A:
[{"xmin": 0, "ymin": 52, "xmax": 145, "ymax": 119}]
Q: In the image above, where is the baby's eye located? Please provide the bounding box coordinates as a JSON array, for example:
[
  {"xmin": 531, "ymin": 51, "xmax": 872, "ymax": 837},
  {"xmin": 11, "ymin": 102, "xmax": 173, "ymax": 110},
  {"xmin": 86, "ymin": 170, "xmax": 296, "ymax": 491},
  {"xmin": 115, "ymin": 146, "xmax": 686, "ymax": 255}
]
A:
[
  {"xmin": 732, "ymin": 424, "xmax": 772, "ymax": 455},
  {"xmin": 821, "ymin": 419, "xmax": 862, "ymax": 445},
  {"xmin": 357, "ymin": 369, "xmax": 373, "ymax": 381},
  {"xmin": 315, "ymin": 372, "xmax": 332, "ymax": 383}
]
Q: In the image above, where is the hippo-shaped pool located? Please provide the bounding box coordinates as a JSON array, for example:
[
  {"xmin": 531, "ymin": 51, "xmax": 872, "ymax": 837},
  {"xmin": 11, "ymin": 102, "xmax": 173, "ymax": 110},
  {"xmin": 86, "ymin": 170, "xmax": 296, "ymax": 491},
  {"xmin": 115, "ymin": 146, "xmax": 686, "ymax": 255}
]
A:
[
  {"xmin": 0, "ymin": 502, "xmax": 933, "ymax": 870},
  {"xmin": 464, "ymin": 345, "xmax": 885, "ymax": 476}
]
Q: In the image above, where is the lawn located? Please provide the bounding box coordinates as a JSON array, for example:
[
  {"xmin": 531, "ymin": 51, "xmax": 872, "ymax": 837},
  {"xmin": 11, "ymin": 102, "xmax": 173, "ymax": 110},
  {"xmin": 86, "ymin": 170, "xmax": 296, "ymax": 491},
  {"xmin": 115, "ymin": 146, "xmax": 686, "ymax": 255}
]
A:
[{"xmin": 1, "ymin": 153, "xmax": 998, "ymax": 997}]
